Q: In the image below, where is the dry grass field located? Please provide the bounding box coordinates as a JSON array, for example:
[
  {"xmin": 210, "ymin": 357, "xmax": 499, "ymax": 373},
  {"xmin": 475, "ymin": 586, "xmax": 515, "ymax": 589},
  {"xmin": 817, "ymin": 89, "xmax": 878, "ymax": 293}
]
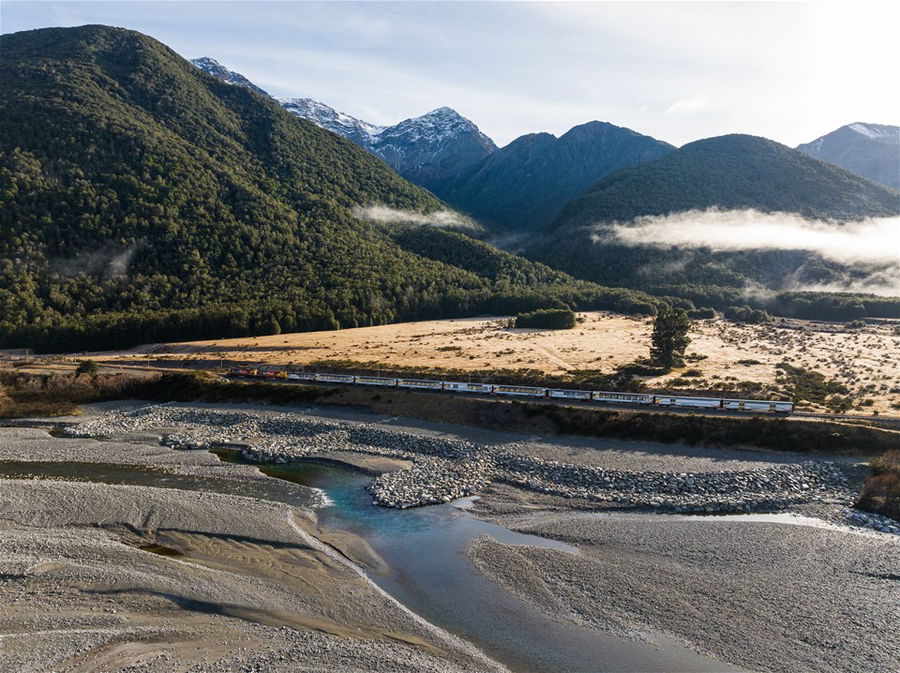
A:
[{"xmin": 105, "ymin": 312, "xmax": 900, "ymax": 417}]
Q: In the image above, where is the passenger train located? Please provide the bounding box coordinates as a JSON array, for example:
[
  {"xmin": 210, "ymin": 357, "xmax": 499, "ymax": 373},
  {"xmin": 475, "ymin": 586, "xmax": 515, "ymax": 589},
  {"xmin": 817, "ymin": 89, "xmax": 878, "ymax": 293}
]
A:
[{"xmin": 228, "ymin": 368, "xmax": 794, "ymax": 414}]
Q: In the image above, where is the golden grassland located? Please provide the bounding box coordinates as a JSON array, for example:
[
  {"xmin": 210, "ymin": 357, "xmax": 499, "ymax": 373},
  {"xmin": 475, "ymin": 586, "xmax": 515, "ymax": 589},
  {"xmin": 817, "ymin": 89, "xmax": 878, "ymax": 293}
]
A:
[{"xmin": 93, "ymin": 312, "xmax": 900, "ymax": 416}]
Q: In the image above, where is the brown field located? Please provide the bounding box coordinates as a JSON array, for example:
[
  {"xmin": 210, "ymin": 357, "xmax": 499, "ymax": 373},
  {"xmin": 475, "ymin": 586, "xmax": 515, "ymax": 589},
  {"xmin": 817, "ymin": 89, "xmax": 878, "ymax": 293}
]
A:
[{"xmin": 97, "ymin": 312, "xmax": 900, "ymax": 417}]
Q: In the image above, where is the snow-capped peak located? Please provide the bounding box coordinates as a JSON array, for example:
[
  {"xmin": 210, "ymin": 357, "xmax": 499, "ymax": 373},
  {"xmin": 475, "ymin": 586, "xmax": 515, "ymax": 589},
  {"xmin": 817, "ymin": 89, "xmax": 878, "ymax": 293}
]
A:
[
  {"xmin": 847, "ymin": 122, "xmax": 898, "ymax": 141},
  {"xmin": 279, "ymin": 98, "xmax": 385, "ymax": 144},
  {"xmin": 380, "ymin": 107, "xmax": 491, "ymax": 146},
  {"xmin": 190, "ymin": 57, "xmax": 268, "ymax": 96},
  {"xmin": 189, "ymin": 54, "xmax": 496, "ymax": 185}
]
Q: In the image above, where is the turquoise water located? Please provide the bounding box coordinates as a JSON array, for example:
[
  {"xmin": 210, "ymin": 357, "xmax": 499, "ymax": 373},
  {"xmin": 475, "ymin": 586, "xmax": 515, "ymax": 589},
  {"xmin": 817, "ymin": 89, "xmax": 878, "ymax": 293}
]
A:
[{"xmin": 254, "ymin": 459, "xmax": 746, "ymax": 673}]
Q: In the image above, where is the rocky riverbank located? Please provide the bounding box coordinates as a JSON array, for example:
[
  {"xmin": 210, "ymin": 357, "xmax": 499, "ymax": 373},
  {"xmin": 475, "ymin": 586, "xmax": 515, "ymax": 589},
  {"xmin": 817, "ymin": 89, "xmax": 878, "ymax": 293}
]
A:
[{"xmin": 66, "ymin": 404, "xmax": 870, "ymax": 518}]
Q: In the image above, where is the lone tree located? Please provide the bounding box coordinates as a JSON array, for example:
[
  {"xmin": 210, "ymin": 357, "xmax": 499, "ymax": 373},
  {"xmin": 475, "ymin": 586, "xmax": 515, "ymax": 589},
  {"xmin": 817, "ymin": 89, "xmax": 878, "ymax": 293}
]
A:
[{"xmin": 650, "ymin": 306, "xmax": 691, "ymax": 370}]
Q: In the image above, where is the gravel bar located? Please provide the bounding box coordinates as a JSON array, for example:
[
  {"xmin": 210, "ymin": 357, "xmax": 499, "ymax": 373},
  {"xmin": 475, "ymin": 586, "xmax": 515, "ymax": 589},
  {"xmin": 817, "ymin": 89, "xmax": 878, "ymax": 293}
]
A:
[{"xmin": 65, "ymin": 404, "xmax": 875, "ymax": 520}]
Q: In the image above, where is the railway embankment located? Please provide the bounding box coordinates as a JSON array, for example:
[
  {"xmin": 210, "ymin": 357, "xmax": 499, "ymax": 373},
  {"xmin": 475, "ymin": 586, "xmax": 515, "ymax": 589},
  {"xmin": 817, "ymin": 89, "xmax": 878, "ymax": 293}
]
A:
[{"xmin": 67, "ymin": 404, "xmax": 865, "ymax": 517}]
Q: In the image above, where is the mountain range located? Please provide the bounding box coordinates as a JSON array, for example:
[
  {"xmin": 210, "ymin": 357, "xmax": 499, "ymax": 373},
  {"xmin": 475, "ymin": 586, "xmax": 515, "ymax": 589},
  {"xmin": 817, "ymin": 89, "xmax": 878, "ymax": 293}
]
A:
[
  {"xmin": 431, "ymin": 122, "xmax": 674, "ymax": 231},
  {"xmin": 0, "ymin": 25, "xmax": 651, "ymax": 352},
  {"xmin": 529, "ymin": 134, "xmax": 900, "ymax": 299},
  {"xmin": 192, "ymin": 56, "xmax": 898, "ymax": 235},
  {"xmin": 192, "ymin": 58, "xmax": 496, "ymax": 189},
  {"xmin": 191, "ymin": 57, "xmax": 678, "ymax": 223},
  {"xmin": 796, "ymin": 122, "xmax": 899, "ymax": 189},
  {"xmin": 0, "ymin": 25, "xmax": 895, "ymax": 355}
]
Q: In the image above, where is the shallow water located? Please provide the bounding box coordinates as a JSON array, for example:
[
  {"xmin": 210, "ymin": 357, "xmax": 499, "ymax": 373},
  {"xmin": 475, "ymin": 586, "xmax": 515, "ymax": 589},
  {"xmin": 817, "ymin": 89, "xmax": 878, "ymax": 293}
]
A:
[
  {"xmin": 572, "ymin": 509, "xmax": 856, "ymax": 532},
  {"xmin": 242, "ymin": 457, "xmax": 746, "ymax": 673}
]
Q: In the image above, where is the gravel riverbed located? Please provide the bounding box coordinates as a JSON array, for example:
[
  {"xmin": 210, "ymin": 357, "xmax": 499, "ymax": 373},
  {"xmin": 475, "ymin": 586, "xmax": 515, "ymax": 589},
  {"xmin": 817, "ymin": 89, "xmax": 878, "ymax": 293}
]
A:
[
  {"xmin": 0, "ymin": 426, "xmax": 505, "ymax": 673},
  {"xmin": 465, "ymin": 505, "xmax": 900, "ymax": 673},
  {"xmin": 67, "ymin": 403, "xmax": 865, "ymax": 517},
  {"xmin": 4, "ymin": 402, "xmax": 898, "ymax": 673}
]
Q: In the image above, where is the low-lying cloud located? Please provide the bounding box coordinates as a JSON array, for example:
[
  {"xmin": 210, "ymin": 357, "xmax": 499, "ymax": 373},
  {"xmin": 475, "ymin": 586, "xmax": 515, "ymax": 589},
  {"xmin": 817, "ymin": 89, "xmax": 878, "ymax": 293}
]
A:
[
  {"xmin": 49, "ymin": 243, "xmax": 139, "ymax": 279},
  {"xmin": 353, "ymin": 205, "xmax": 474, "ymax": 229},
  {"xmin": 597, "ymin": 209, "xmax": 900, "ymax": 266}
]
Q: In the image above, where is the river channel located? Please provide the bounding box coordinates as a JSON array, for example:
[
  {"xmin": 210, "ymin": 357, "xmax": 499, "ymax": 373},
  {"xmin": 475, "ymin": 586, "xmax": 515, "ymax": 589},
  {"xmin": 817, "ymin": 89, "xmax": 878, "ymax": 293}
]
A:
[{"xmin": 1, "ymin": 449, "xmax": 746, "ymax": 673}]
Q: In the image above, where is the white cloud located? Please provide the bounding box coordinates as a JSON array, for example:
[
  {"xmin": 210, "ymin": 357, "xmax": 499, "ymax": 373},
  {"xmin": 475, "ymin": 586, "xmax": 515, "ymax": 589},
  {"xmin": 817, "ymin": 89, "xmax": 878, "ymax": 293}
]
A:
[
  {"xmin": 598, "ymin": 209, "xmax": 900, "ymax": 266},
  {"xmin": 352, "ymin": 205, "xmax": 474, "ymax": 229},
  {"xmin": 665, "ymin": 95, "xmax": 711, "ymax": 115}
]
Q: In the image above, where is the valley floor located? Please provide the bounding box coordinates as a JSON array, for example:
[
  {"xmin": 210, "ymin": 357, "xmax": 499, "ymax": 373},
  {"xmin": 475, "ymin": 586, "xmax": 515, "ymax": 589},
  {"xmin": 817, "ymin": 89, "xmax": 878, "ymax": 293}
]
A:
[
  {"xmin": 89, "ymin": 312, "xmax": 900, "ymax": 416},
  {"xmin": 1, "ymin": 402, "xmax": 897, "ymax": 673}
]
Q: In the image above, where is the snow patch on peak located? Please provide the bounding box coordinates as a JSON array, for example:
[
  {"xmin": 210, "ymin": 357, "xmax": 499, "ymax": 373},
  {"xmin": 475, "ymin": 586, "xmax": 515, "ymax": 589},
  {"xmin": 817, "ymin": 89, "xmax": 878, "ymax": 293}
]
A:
[
  {"xmin": 847, "ymin": 122, "xmax": 898, "ymax": 141},
  {"xmin": 190, "ymin": 57, "xmax": 268, "ymax": 96},
  {"xmin": 191, "ymin": 56, "xmax": 222, "ymax": 68},
  {"xmin": 279, "ymin": 98, "xmax": 384, "ymax": 144}
]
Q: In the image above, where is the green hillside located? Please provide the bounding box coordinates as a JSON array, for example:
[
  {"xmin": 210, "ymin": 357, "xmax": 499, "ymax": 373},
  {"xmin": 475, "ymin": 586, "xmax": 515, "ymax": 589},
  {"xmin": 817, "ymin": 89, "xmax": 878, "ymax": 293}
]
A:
[
  {"xmin": 529, "ymin": 135, "xmax": 900, "ymax": 311},
  {"xmin": 551, "ymin": 134, "xmax": 900, "ymax": 228},
  {"xmin": 433, "ymin": 122, "xmax": 673, "ymax": 231},
  {"xmin": 0, "ymin": 25, "xmax": 653, "ymax": 352}
]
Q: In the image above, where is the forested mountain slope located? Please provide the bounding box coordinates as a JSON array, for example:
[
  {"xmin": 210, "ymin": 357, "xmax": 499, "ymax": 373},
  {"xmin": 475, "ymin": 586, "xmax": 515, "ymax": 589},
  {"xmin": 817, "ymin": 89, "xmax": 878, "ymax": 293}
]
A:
[
  {"xmin": 548, "ymin": 134, "xmax": 899, "ymax": 229},
  {"xmin": 433, "ymin": 122, "xmax": 674, "ymax": 232},
  {"xmin": 0, "ymin": 25, "xmax": 653, "ymax": 351}
]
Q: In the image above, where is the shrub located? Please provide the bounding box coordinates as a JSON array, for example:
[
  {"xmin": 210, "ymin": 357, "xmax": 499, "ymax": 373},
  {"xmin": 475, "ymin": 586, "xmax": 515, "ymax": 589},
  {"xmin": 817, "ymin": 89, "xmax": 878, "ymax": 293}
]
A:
[
  {"xmin": 687, "ymin": 307, "xmax": 716, "ymax": 319},
  {"xmin": 857, "ymin": 451, "xmax": 900, "ymax": 519},
  {"xmin": 775, "ymin": 362, "xmax": 848, "ymax": 406},
  {"xmin": 724, "ymin": 305, "xmax": 771, "ymax": 323},
  {"xmin": 626, "ymin": 301, "xmax": 657, "ymax": 316},
  {"xmin": 514, "ymin": 308, "xmax": 577, "ymax": 330}
]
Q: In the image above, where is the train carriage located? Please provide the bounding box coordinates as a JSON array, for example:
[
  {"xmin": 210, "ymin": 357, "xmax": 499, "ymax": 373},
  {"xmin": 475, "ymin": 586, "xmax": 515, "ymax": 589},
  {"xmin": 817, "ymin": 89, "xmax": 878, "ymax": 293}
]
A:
[
  {"xmin": 592, "ymin": 391, "xmax": 655, "ymax": 405},
  {"xmin": 355, "ymin": 376, "xmax": 398, "ymax": 387},
  {"xmin": 547, "ymin": 388, "xmax": 593, "ymax": 400},
  {"xmin": 443, "ymin": 381, "xmax": 494, "ymax": 394},
  {"xmin": 493, "ymin": 384, "xmax": 546, "ymax": 397},
  {"xmin": 723, "ymin": 398, "xmax": 793, "ymax": 413},
  {"xmin": 396, "ymin": 378, "xmax": 444, "ymax": 390},
  {"xmin": 654, "ymin": 395, "xmax": 721, "ymax": 408},
  {"xmin": 314, "ymin": 373, "xmax": 356, "ymax": 383},
  {"xmin": 286, "ymin": 372, "xmax": 316, "ymax": 381}
]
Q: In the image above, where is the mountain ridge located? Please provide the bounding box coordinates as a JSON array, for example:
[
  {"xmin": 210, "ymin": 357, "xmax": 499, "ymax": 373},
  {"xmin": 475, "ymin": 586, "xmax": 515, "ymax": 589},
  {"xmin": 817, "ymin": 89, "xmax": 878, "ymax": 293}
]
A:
[
  {"xmin": 528, "ymin": 133, "xmax": 899, "ymax": 298},
  {"xmin": 190, "ymin": 56, "xmax": 496, "ymax": 187},
  {"xmin": 796, "ymin": 122, "xmax": 899, "ymax": 189},
  {"xmin": 433, "ymin": 121, "xmax": 675, "ymax": 232}
]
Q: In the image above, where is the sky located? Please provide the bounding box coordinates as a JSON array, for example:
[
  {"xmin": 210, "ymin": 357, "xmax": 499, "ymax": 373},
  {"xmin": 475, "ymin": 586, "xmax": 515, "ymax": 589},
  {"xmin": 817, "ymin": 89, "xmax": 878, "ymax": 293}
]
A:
[{"xmin": 2, "ymin": 1, "xmax": 898, "ymax": 148}]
